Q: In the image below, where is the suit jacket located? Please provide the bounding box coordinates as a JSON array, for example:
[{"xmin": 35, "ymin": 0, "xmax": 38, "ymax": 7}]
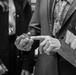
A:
[
  {"xmin": 0, "ymin": 0, "xmax": 32, "ymax": 71},
  {"xmin": 29, "ymin": 0, "xmax": 76, "ymax": 75}
]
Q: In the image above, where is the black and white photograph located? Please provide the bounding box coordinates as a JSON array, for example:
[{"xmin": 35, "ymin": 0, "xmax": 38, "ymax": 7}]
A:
[{"xmin": 0, "ymin": 0, "xmax": 76, "ymax": 75}]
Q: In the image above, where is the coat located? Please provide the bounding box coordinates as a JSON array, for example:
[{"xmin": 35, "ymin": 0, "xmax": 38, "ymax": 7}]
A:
[
  {"xmin": 29, "ymin": 0, "xmax": 76, "ymax": 75},
  {"xmin": 0, "ymin": 0, "xmax": 32, "ymax": 75}
]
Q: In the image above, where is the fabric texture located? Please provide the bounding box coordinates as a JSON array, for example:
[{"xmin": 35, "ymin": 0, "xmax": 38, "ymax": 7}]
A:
[{"xmin": 9, "ymin": 0, "xmax": 16, "ymax": 35}]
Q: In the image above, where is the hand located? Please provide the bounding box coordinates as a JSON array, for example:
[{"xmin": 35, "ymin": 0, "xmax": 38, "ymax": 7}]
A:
[
  {"xmin": 0, "ymin": 1, "xmax": 5, "ymax": 12},
  {"xmin": 15, "ymin": 32, "xmax": 34, "ymax": 51},
  {"xmin": 31, "ymin": 35, "xmax": 61, "ymax": 55},
  {"xmin": 0, "ymin": 64, "xmax": 8, "ymax": 75},
  {"xmin": 21, "ymin": 70, "xmax": 31, "ymax": 75}
]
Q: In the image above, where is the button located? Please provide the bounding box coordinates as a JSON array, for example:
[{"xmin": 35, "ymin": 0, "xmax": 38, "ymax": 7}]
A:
[{"xmin": 17, "ymin": 15, "xmax": 19, "ymax": 17}]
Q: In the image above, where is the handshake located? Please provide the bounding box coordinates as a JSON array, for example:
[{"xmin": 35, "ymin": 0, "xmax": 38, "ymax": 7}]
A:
[{"xmin": 15, "ymin": 32, "xmax": 61, "ymax": 55}]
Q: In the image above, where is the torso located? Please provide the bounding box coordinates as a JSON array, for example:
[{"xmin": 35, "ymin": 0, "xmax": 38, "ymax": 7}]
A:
[{"xmin": 52, "ymin": 0, "xmax": 73, "ymax": 36}]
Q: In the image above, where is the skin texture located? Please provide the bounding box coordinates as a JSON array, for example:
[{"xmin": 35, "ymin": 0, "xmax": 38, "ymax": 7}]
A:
[
  {"xmin": 0, "ymin": 64, "xmax": 8, "ymax": 75},
  {"xmin": 21, "ymin": 70, "xmax": 31, "ymax": 75},
  {"xmin": 15, "ymin": 34, "xmax": 61, "ymax": 55}
]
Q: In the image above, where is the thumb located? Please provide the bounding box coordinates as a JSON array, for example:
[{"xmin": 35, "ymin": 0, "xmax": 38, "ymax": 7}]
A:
[
  {"xmin": 21, "ymin": 70, "xmax": 25, "ymax": 75},
  {"xmin": 52, "ymin": 47, "xmax": 60, "ymax": 52}
]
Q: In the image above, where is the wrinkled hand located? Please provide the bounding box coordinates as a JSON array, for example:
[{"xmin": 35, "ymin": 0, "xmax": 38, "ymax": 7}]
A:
[
  {"xmin": 15, "ymin": 32, "xmax": 34, "ymax": 51},
  {"xmin": 0, "ymin": 1, "xmax": 5, "ymax": 12},
  {"xmin": 0, "ymin": 64, "xmax": 8, "ymax": 75},
  {"xmin": 31, "ymin": 35, "xmax": 61, "ymax": 55},
  {"xmin": 21, "ymin": 70, "xmax": 31, "ymax": 75}
]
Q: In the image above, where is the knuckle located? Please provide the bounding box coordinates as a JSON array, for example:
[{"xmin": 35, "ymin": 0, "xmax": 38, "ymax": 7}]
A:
[
  {"xmin": 47, "ymin": 41, "xmax": 50, "ymax": 44},
  {"xmin": 40, "ymin": 43, "xmax": 43, "ymax": 47},
  {"xmin": 43, "ymin": 47, "xmax": 46, "ymax": 51},
  {"xmin": 47, "ymin": 35, "xmax": 50, "ymax": 38}
]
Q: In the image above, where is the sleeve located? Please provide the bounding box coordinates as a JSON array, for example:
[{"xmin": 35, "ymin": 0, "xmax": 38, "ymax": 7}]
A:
[
  {"xmin": 28, "ymin": 0, "xmax": 41, "ymax": 36},
  {"xmin": 21, "ymin": 40, "xmax": 39, "ymax": 74},
  {"xmin": 22, "ymin": 0, "xmax": 40, "ymax": 73},
  {"xmin": 0, "ymin": 59, "xmax": 2, "ymax": 65},
  {"xmin": 22, "ymin": 50, "xmax": 35, "ymax": 74}
]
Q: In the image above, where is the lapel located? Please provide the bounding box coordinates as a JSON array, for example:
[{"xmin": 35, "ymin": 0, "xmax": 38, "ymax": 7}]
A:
[
  {"xmin": 63, "ymin": 0, "xmax": 76, "ymax": 24},
  {"xmin": 23, "ymin": 0, "xmax": 27, "ymax": 9},
  {"xmin": 49, "ymin": 0, "xmax": 55, "ymax": 25},
  {"xmin": 13, "ymin": 0, "xmax": 23, "ymax": 16},
  {"xmin": 14, "ymin": 0, "xmax": 26, "ymax": 9},
  {"xmin": 13, "ymin": 0, "xmax": 20, "ymax": 11}
]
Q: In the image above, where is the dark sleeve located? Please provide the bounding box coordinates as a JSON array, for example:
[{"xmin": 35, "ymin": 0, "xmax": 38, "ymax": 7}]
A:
[
  {"xmin": 0, "ymin": 59, "xmax": 2, "ymax": 65},
  {"xmin": 28, "ymin": 0, "xmax": 41, "ymax": 36},
  {"xmin": 23, "ymin": 1, "xmax": 32, "ymax": 30},
  {"xmin": 22, "ymin": 0, "xmax": 40, "ymax": 73},
  {"xmin": 22, "ymin": 50, "xmax": 35, "ymax": 73},
  {"xmin": 22, "ymin": 39, "xmax": 39, "ymax": 73}
]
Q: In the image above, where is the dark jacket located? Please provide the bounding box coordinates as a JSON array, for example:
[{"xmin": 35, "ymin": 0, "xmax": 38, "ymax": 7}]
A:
[
  {"xmin": 28, "ymin": 0, "xmax": 76, "ymax": 75},
  {"xmin": 0, "ymin": 0, "xmax": 32, "ymax": 74}
]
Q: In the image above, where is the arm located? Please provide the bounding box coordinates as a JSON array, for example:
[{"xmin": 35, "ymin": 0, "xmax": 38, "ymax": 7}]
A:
[
  {"xmin": 30, "ymin": 28, "xmax": 76, "ymax": 67},
  {"xmin": 21, "ymin": 50, "xmax": 35, "ymax": 75},
  {"xmin": 28, "ymin": 0, "xmax": 41, "ymax": 36},
  {"xmin": 21, "ymin": 38, "xmax": 39, "ymax": 75},
  {"xmin": 14, "ymin": 0, "xmax": 40, "ymax": 51},
  {"xmin": 21, "ymin": 0, "xmax": 41, "ymax": 70}
]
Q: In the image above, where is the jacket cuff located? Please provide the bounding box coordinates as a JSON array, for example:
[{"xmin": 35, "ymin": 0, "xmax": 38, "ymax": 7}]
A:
[
  {"xmin": 0, "ymin": 59, "xmax": 3, "ymax": 65},
  {"xmin": 28, "ymin": 27, "xmax": 40, "ymax": 36}
]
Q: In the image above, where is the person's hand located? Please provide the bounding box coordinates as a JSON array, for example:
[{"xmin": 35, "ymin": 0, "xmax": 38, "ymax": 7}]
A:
[
  {"xmin": 31, "ymin": 35, "xmax": 61, "ymax": 55},
  {"xmin": 0, "ymin": 63, "xmax": 8, "ymax": 75},
  {"xmin": 0, "ymin": 1, "xmax": 5, "ymax": 12},
  {"xmin": 14, "ymin": 32, "xmax": 34, "ymax": 51},
  {"xmin": 21, "ymin": 70, "xmax": 31, "ymax": 75}
]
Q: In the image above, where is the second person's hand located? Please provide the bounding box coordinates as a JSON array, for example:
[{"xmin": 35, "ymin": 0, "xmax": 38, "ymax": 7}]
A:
[{"xmin": 15, "ymin": 32, "xmax": 34, "ymax": 51}]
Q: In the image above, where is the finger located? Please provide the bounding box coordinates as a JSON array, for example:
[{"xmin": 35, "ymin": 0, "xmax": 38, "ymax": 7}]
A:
[
  {"xmin": 0, "ymin": 69, "xmax": 5, "ymax": 75},
  {"xmin": 21, "ymin": 71, "xmax": 24, "ymax": 75},
  {"xmin": 1, "ymin": 64, "xmax": 8, "ymax": 72},
  {"xmin": 23, "ymin": 39, "xmax": 34, "ymax": 49},
  {"xmin": 27, "ymin": 32, "xmax": 31, "ymax": 36},
  {"xmin": 52, "ymin": 47, "xmax": 60, "ymax": 52},
  {"xmin": 39, "ymin": 39, "xmax": 47, "ymax": 54},
  {"xmin": 18, "ymin": 39, "xmax": 33, "ymax": 51},
  {"xmin": 30, "ymin": 36, "xmax": 46, "ymax": 40},
  {"xmin": 16, "ymin": 34, "xmax": 25, "ymax": 40},
  {"xmin": 35, "ymin": 47, "xmax": 39, "ymax": 56},
  {"xmin": 19, "ymin": 38, "xmax": 29, "ymax": 45},
  {"xmin": 0, "ymin": 65, "xmax": 5, "ymax": 73},
  {"xmin": 0, "ymin": 2, "xmax": 5, "ymax": 12},
  {"xmin": 0, "ymin": 70, "xmax": 4, "ymax": 75},
  {"xmin": 43, "ymin": 41, "xmax": 50, "ymax": 52},
  {"xmin": 17, "ymin": 42, "xmax": 26, "ymax": 50},
  {"xmin": 18, "ymin": 38, "xmax": 30, "ymax": 49},
  {"xmin": 15, "ymin": 35, "xmax": 25, "ymax": 46},
  {"xmin": 23, "ymin": 46, "xmax": 32, "ymax": 51},
  {"xmin": 45, "ymin": 44, "xmax": 54, "ymax": 55}
]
